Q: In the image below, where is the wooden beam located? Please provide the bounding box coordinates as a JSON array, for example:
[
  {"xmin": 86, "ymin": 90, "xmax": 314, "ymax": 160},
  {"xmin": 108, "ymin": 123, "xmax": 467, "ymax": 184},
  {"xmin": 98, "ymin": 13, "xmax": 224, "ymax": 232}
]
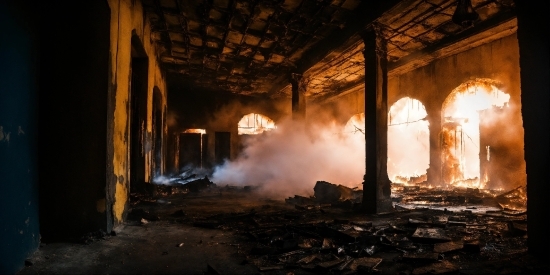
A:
[{"xmin": 388, "ymin": 10, "xmax": 517, "ymax": 76}]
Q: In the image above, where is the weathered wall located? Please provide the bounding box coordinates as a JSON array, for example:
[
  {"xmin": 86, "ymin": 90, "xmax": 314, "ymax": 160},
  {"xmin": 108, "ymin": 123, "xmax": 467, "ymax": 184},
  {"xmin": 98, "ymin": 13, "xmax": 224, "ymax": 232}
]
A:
[
  {"xmin": 318, "ymin": 86, "xmax": 365, "ymax": 126},
  {"xmin": 0, "ymin": 2, "xmax": 40, "ymax": 273},
  {"xmin": 36, "ymin": 0, "xmax": 167, "ymax": 239},
  {"xmin": 107, "ymin": 0, "xmax": 168, "ymax": 226},
  {"xmin": 167, "ymin": 81, "xmax": 287, "ymax": 169},
  {"xmin": 325, "ymin": 32, "xmax": 525, "ymax": 188}
]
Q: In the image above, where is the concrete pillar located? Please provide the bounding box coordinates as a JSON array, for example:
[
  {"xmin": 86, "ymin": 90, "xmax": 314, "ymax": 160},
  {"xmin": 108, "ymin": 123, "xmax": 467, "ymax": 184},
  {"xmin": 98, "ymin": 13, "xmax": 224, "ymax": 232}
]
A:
[
  {"xmin": 361, "ymin": 25, "xmax": 392, "ymax": 214},
  {"xmin": 426, "ymin": 106, "xmax": 442, "ymax": 186},
  {"xmin": 515, "ymin": 0, "xmax": 550, "ymax": 257},
  {"xmin": 290, "ymin": 73, "xmax": 307, "ymax": 121}
]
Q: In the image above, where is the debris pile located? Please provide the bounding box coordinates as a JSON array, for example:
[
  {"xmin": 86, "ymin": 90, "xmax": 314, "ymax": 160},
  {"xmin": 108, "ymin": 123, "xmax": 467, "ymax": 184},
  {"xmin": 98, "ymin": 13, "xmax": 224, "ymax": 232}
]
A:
[
  {"xmin": 285, "ymin": 181, "xmax": 362, "ymax": 210},
  {"xmin": 80, "ymin": 229, "xmax": 115, "ymax": 244},
  {"xmin": 128, "ymin": 177, "xmax": 533, "ymax": 274},
  {"xmin": 392, "ymin": 184, "xmax": 527, "ymax": 214},
  {"xmin": 495, "ymin": 186, "xmax": 527, "ymax": 212},
  {"xmin": 181, "ymin": 176, "xmax": 215, "ymax": 193},
  {"xmin": 187, "ymin": 190, "xmax": 527, "ymax": 274},
  {"xmin": 313, "ymin": 181, "xmax": 362, "ymax": 203},
  {"xmin": 196, "ymin": 207, "xmax": 526, "ymax": 273}
]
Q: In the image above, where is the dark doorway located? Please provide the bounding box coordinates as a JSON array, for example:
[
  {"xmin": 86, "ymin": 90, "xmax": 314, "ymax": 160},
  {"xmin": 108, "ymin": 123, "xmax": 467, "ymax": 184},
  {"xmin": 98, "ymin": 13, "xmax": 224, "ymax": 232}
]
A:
[
  {"xmin": 215, "ymin": 132, "xmax": 231, "ymax": 165},
  {"xmin": 152, "ymin": 87, "xmax": 163, "ymax": 177},
  {"xmin": 179, "ymin": 133, "xmax": 202, "ymax": 170},
  {"xmin": 202, "ymin": 133, "xmax": 208, "ymax": 168},
  {"xmin": 168, "ymin": 132, "xmax": 179, "ymax": 174},
  {"xmin": 129, "ymin": 35, "xmax": 148, "ymax": 193}
]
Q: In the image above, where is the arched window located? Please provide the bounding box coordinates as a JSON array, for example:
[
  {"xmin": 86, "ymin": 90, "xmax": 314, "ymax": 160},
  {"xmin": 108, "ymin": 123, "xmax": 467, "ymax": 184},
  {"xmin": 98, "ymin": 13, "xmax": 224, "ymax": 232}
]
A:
[
  {"xmin": 441, "ymin": 78, "xmax": 510, "ymax": 188},
  {"xmin": 238, "ymin": 113, "xmax": 276, "ymax": 135},
  {"xmin": 387, "ymin": 97, "xmax": 430, "ymax": 185},
  {"xmin": 344, "ymin": 113, "xmax": 365, "ymax": 135}
]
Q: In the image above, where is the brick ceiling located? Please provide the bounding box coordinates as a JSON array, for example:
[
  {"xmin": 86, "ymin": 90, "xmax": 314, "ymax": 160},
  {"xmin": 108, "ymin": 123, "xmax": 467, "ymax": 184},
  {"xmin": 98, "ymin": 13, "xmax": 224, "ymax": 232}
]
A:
[{"xmin": 142, "ymin": 0, "xmax": 516, "ymax": 100}]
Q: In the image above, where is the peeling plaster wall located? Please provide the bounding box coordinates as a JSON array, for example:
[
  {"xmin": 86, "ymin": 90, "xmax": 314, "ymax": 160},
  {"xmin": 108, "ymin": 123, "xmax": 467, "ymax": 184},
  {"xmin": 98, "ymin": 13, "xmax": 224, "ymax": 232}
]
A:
[
  {"xmin": 318, "ymin": 86, "xmax": 365, "ymax": 125},
  {"xmin": 108, "ymin": 0, "xmax": 167, "ymax": 226}
]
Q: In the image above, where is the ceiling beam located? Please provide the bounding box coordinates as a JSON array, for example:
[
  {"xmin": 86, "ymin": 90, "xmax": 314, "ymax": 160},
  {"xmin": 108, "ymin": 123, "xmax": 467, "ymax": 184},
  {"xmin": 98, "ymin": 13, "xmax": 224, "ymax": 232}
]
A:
[
  {"xmin": 388, "ymin": 9, "xmax": 518, "ymax": 76},
  {"xmin": 268, "ymin": 0, "xmax": 403, "ymax": 94}
]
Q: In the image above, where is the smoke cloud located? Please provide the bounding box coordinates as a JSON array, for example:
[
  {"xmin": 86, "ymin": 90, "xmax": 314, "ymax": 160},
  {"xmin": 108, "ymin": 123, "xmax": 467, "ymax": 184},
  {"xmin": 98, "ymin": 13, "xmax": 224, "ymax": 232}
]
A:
[{"xmin": 211, "ymin": 108, "xmax": 365, "ymax": 199}]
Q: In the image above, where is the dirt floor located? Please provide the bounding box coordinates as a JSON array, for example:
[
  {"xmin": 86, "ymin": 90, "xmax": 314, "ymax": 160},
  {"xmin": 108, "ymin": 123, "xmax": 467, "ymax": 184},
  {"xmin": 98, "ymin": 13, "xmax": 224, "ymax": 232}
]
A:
[{"xmin": 18, "ymin": 183, "xmax": 550, "ymax": 275}]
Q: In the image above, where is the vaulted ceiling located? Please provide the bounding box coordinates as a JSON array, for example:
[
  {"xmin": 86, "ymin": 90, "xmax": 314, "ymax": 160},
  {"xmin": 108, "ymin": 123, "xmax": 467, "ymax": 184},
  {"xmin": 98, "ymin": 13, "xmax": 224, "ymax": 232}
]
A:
[{"xmin": 142, "ymin": 0, "xmax": 517, "ymax": 100}]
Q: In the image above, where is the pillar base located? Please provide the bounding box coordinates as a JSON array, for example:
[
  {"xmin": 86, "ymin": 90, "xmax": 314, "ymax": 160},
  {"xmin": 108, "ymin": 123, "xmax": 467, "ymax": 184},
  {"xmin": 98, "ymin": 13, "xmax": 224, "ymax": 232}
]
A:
[{"xmin": 377, "ymin": 198, "xmax": 394, "ymax": 213}]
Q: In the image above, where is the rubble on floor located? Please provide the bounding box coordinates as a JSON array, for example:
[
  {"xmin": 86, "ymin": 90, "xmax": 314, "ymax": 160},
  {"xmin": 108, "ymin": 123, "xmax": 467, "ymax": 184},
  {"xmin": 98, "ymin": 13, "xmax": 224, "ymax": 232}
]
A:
[
  {"xmin": 114, "ymin": 176, "xmax": 542, "ymax": 274},
  {"xmin": 313, "ymin": 181, "xmax": 362, "ymax": 204},
  {"xmin": 79, "ymin": 229, "xmax": 115, "ymax": 245},
  {"xmin": 392, "ymin": 184, "xmax": 527, "ymax": 214}
]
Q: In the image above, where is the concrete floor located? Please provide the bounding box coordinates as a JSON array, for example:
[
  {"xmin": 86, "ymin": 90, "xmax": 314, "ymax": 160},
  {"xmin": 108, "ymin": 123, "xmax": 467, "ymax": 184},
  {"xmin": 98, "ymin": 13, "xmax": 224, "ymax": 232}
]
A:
[
  {"xmin": 18, "ymin": 188, "xmax": 293, "ymax": 275},
  {"xmin": 18, "ymin": 186, "xmax": 550, "ymax": 275},
  {"xmin": 18, "ymin": 221, "xmax": 258, "ymax": 274}
]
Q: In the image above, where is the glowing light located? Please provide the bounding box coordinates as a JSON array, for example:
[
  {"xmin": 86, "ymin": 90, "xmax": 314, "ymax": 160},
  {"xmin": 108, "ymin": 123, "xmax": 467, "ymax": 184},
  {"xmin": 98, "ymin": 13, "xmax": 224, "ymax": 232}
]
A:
[
  {"xmin": 344, "ymin": 113, "xmax": 365, "ymax": 135},
  {"xmin": 387, "ymin": 97, "xmax": 430, "ymax": 184},
  {"xmin": 441, "ymin": 78, "xmax": 510, "ymax": 189},
  {"xmin": 238, "ymin": 113, "xmax": 276, "ymax": 135},
  {"xmin": 183, "ymin": 129, "xmax": 206, "ymax": 134}
]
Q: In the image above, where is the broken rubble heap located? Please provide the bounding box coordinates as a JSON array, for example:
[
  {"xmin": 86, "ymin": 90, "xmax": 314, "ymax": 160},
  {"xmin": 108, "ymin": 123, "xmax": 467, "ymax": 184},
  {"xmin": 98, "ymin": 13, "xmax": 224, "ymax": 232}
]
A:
[
  {"xmin": 123, "ymin": 179, "xmax": 543, "ymax": 274},
  {"xmin": 392, "ymin": 184, "xmax": 527, "ymax": 214},
  {"xmin": 182, "ymin": 176, "xmax": 215, "ymax": 192},
  {"xmin": 189, "ymin": 200, "xmax": 527, "ymax": 274},
  {"xmin": 313, "ymin": 181, "xmax": 362, "ymax": 204},
  {"xmin": 152, "ymin": 176, "xmax": 216, "ymax": 196}
]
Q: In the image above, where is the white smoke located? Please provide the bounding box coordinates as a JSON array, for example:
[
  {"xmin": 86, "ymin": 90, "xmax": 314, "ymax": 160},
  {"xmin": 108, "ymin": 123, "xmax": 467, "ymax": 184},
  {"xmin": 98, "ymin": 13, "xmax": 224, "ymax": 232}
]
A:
[{"xmin": 211, "ymin": 116, "xmax": 365, "ymax": 199}]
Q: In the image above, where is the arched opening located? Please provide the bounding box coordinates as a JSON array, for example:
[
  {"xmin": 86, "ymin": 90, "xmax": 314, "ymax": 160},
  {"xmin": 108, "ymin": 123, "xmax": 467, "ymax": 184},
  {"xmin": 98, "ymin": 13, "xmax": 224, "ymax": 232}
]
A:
[
  {"xmin": 237, "ymin": 113, "xmax": 276, "ymax": 160},
  {"xmin": 344, "ymin": 113, "xmax": 364, "ymax": 135},
  {"xmin": 441, "ymin": 79, "xmax": 510, "ymax": 189},
  {"xmin": 237, "ymin": 113, "xmax": 276, "ymax": 135},
  {"xmin": 343, "ymin": 113, "xmax": 366, "ymax": 158},
  {"xmin": 129, "ymin": 34, "xmax": 148, "ymax": 193},
  {"xmin": 152, "ymin": 87, "xmax": 163, "ymax": 177},
  {"xmin": 387, "ymin": 97, "xmax": 430, "ymax": 185}
]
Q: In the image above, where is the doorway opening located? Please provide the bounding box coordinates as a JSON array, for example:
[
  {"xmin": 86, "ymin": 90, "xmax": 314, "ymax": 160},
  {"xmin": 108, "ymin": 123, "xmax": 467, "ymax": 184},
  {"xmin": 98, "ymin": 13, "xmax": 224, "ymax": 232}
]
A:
[
  {"xmin": 441, "ymin": 78, "xmax": 510, "ymax": 189},
  {"xmin": 179, "ymin": 129, "xmax": 207, "ymax": 171},
  {"xmin": 152, "ymin": 87, "xmax": 164, "ymax": 178},
  {"xmin": 129, "ymin": 35, "xmax": 148, "ymax": 193}
]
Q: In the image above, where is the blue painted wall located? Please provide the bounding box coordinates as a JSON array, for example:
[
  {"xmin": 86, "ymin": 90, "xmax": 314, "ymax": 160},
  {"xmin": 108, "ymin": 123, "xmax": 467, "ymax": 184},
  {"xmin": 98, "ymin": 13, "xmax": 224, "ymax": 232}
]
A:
[{"xmin": 0, "ymin": 2, "xmax": 40, "ymax": 274}]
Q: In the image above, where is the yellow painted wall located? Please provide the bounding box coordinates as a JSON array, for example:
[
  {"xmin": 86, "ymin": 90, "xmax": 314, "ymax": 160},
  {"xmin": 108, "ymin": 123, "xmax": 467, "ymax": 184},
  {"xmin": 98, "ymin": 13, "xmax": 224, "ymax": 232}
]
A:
[{"xmin": 108, "ymin": 0, "xmax": 167, "ymax": 223}]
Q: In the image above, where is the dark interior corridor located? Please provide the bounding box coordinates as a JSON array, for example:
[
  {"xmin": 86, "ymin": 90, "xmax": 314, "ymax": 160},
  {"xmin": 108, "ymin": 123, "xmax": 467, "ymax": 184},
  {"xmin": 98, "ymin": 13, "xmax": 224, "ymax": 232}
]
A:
[{"xmin": 1, "ymin": 0, "xmax": 548, "ymax": 274}]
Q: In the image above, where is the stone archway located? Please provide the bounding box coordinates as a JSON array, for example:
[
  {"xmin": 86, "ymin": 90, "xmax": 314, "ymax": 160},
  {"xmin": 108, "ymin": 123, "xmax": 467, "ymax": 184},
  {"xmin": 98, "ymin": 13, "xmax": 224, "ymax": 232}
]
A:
[
  {"xmin": 441, "ymin": 78, "xmax": 510, "ymax": 189},
  {"xmin": 387, "ymin": 97, "xmax": 430, "ymax": 185}
]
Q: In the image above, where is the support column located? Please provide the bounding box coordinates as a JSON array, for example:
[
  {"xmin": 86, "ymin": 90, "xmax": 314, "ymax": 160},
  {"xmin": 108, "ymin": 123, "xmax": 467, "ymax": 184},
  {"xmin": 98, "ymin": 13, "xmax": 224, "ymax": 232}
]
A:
[
  {"xmin": 515, "ymin": 0, "xmax": 550, "ymax": 257},
  {"xmin": 426, "ymin": 107, "xmax": 442, "ymax": 186},
  {"xmin": 361, "ymin": 25, "xmax": 392, "ymax": 214},
  {"xmin": 290, "ymin": 73, "xmax": 307, "ymax": 121}
]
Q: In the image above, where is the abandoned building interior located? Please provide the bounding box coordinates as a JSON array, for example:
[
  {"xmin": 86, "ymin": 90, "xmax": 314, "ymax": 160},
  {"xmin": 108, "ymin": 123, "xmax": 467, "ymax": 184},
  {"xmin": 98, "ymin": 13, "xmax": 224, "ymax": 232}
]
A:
[{"xmin": 0, "ymin": 0, "xmax": 549, "ymax": 274}]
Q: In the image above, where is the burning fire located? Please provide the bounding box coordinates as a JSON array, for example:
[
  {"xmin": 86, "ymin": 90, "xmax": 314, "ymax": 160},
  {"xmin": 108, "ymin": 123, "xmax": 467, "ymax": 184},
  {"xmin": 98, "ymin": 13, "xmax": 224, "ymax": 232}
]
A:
[
  {"xmin": 238, "ymin": 113, "xmax": 276, "ymax": 135},
  {"xmin": 441, "ymin": 78, "xmax": 510, "ymax": 189}
]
